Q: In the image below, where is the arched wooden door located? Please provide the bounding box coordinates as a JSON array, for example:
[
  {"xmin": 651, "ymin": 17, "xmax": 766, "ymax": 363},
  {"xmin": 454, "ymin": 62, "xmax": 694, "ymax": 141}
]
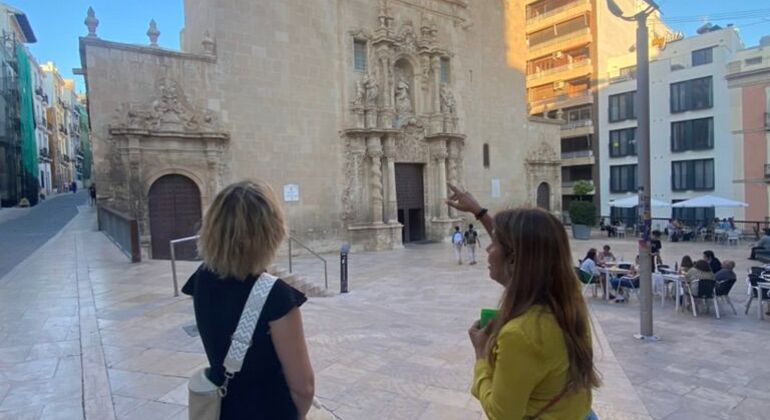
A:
[
  {"xmin": 537, "ymin": 182, "xmax": 551, "ymax": 211},
  {"xmin": 148, "ymin": 174, "xmax": 201, "ymax": 260}
]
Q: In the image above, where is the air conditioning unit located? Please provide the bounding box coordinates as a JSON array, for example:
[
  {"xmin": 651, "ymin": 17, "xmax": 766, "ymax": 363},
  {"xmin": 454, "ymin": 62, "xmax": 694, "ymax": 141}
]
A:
[{"xmin": 553, "ymin": 81, "xmax": 566, "ymax": 90}]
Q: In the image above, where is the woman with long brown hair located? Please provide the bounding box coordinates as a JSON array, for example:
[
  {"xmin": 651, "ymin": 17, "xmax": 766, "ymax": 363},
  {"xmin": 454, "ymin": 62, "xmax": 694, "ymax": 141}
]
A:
[{"xmin": 447, "ymin": 184, "xmax": 600, "ymax": 420}]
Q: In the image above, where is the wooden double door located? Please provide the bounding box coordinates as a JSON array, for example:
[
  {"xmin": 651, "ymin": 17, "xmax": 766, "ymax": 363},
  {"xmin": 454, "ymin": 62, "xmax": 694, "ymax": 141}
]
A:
[{"xmin": 148, "ymin": 175, "xmax": 201, "ymax": 260}]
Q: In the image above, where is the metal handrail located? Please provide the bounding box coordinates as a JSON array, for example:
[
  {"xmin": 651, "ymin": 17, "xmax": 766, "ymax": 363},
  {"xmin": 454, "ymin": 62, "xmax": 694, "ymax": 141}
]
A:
[
  {"xmin": 169, "ymin": 234, "xmax": 328, "ymax": 297},
  {"xmin": 170, "ymin": 235, "xmax": 199, "ymax": 297},
  {"xmin": 288, "ymin": 236, "xmax": 328, "ymax": 289}
]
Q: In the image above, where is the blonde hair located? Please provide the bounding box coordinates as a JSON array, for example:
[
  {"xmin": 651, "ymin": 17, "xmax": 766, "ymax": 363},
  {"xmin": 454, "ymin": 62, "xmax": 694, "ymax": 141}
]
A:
[{"xmin": 197, "ymin": 180, "xmax": 286, "ymax": 280}]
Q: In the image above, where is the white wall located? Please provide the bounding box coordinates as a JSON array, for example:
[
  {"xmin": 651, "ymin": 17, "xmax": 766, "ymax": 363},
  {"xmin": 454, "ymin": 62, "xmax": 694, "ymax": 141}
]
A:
[{"xmin": 599, "ymin": 28, "xmax": 743, "ymax": 228}]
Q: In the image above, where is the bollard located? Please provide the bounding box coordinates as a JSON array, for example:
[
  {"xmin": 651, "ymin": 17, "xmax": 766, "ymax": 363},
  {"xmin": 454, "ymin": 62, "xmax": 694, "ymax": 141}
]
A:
[{"xmin": 340, "ymin": 244, "xmax": 350, "ymax": 293}]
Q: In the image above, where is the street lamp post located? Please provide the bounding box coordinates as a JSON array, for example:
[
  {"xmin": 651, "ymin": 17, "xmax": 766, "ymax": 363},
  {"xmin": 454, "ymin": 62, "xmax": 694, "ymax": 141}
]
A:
[{"xmin": 607, "ymin": 0, "xmax": 659, "ymax": 340}]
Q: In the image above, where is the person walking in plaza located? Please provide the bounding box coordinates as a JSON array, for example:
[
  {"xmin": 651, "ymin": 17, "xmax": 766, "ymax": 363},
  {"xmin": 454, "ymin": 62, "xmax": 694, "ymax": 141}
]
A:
[
  {"xmin": 651, "ymin": 230, "xmax": 663, "ymax": 272},
  {"xmin": 71, "ymin": 181, "xmax": 77, "ymax": 194},
  {"xmin": 182, "ymin": 181, "xmax": 315, "ymax": 420},
  {"xmin": 452, "ymin": 226, "xmax": 465, "ymax": 265},
  {"xmin": 446, "ymin": 183, "xmax": 599, "ymax": 420},
  {"xmin": 464, "ymin": 224, "xmax": 481, "ymax": 265},
  {"xmin": 89, "ymin": 183, "xmax": 96, "ymax": 207},
  {"xmin": 749, "ymin": 228, "xmax": 770, "ymax": 260}
]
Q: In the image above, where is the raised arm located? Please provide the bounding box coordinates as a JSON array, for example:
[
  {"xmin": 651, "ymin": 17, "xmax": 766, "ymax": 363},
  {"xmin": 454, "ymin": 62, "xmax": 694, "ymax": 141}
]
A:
[{"xmin": 446, "ymin": 183, "xmax": 493, "ymax": 237}]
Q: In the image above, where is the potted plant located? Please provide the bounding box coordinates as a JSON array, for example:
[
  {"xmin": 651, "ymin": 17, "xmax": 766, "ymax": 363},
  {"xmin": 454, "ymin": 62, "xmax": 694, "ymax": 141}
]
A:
[{"xmin": 568, "ymin": 180, "xmax": 596, "ymax": 240}]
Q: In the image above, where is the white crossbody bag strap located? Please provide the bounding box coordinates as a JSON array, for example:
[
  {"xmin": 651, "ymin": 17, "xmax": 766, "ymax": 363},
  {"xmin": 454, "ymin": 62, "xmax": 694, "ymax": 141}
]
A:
[{"xmin": 218, "ymin": 272, "xmax": 277, "ymax": 395}]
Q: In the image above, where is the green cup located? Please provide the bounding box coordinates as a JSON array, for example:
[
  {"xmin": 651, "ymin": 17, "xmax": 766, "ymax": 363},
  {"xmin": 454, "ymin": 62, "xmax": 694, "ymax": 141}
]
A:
[{"xmin": 480, "ymin": 308, "xmax": 499, "ymax": 329}]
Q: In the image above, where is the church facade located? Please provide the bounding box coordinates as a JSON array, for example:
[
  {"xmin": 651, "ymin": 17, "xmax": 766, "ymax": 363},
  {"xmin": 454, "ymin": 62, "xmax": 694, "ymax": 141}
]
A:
[{"xmin": 80, "ymin": 0, "xmax": 561, "ymax": 259}]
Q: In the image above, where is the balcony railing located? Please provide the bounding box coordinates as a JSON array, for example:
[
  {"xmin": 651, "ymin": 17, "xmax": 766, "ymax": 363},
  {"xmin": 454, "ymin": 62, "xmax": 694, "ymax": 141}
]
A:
[
  {"xmin": 529, "ymin": 90, "xmax": 591, "ymax": 109},
  {"xmin": 562, "ymin": 180, "xmax": 594, "ymax": 188},
  {"xmin": 561, "ymin": 150, "xmax": 593, "ymax": 160},
  {"xmin": 527, "ymin": 58, "xmax": 591, "ymax": 81},
  {"xmin": 527, "ymin": 0, "xmax": 590, "ymax": 25},
  {"xmin": 528, "ymin": 28, "xmax": 591, "ymax": 54},
  {"xmin": 561, "ymin": 119, "xmax": 593, "ymax": 130}
]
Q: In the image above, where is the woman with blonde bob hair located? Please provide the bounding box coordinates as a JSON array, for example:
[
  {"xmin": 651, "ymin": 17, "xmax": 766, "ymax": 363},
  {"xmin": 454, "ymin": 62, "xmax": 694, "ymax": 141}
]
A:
[
  {"xmin": 447, "ymin": 183, "xmax": 600, "ymax": 420},
  {"xmin": 183, "ymin": 180, "xmax": 315, "ymax": 420}
]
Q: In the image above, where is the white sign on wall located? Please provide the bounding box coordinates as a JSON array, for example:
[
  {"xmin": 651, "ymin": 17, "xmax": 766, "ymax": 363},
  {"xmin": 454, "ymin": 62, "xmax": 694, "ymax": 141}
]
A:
[
  {"xmin": 283, "ymin": 184, "xmax": 300, "ymax": 202},
  {"xmin": 491, "ymin": 179, "xmax": 501, "ymax": 198}
]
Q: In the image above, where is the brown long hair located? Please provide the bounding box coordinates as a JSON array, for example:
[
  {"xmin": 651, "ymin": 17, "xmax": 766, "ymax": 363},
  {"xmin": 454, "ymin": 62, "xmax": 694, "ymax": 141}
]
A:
[{"xmin": 486, "ymin": 208, "xmax": 600, "ymax": 392}]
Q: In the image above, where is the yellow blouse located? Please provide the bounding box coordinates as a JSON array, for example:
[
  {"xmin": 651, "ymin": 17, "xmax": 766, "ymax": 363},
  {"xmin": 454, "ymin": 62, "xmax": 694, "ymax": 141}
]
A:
[{"xmin": 471, "ymin": 306, "xmax": 592, "ymax": 420}]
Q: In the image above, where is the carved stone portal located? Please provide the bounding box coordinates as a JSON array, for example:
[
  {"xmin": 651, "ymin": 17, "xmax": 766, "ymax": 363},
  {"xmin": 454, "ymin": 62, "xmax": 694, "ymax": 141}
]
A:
[{"xmin": 342, "ymin": 4, "xmax": 464, "ymax": 251}]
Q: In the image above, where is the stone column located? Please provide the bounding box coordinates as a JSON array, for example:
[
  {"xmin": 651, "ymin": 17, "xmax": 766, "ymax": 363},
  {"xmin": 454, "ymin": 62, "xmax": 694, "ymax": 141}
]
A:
[
  {"xmin": 383, "ymin": 135, "xmax": 398, "ymax": 223},
  {"xmin": 447, "ymin": 140, "xmax": 460, "ymax": 218},
  {"xmin": 367, "ymin": 136, "xmax": 384, "ymax": 224},
  {"xmin": 431, "ymin": 56, "xmax": 441, "ymax": 116},
  {"xmin": 433, "ymin": 141, "xmax": 449, "ymax": 220}
]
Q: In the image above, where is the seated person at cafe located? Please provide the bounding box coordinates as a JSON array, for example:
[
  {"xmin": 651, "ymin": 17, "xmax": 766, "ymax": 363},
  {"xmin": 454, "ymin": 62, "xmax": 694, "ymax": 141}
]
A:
[
  {"xmin": 611, "ymin": 255, "xmax": 640, "ymax": 303},
  {"xmin": 715, "ymin": 260, "xmax": 737, "ymax": 283},
  {"xmin": 680, "ymin": 255, "xmax": 694, "ymax": 272},
  {"xmin": 686, "ymin": 259, "xmax": 715, "ymax": 282},
  {"xmin": 598, "ymin": 244, "xmax": 616, "ymax": 263},
  {"xmin": 651, "ymin": 231, "xmax": 663, "ymax": 270},
  {"xmin": 703, "ymin": 250, "xmax": 722, "ymax": 273},
  {"xmin": 580, "ymin": 248, "xmax": 613, "ymax": 299},
  {"xmin": 749, "ymin": 228, "xmax": 770, "ymax": 260}
]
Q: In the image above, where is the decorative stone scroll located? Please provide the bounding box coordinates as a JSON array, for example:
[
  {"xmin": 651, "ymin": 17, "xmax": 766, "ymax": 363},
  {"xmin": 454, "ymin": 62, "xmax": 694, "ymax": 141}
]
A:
[{"xmin": 112, "ymin": 76, "xmax": 224, "ymax": 134}]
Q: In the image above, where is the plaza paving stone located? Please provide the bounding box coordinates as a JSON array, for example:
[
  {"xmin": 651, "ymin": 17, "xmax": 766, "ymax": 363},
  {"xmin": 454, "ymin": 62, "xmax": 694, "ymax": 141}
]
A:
[{"xmin": 1, "ymin": 208, "xmax": 768, "ymax": 419}]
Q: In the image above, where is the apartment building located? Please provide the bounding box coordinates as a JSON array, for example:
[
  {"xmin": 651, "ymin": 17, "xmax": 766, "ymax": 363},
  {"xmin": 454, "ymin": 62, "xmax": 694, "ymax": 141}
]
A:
[
  {"xmin": 599, "ymin": 27, "xmax": 743, "ymax": 227},
  {"xmin": 525, "ymin": 0, "xmax": 668, "ymax": 210},
  {"xmin": 727, "ymin": 35, "xmax": 770, "ymax": 222}
]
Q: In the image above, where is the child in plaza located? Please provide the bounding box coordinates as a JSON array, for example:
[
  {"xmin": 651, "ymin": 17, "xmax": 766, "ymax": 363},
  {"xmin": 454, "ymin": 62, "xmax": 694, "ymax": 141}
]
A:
[
  {"xmin": 446, "ymin": 183, "xmax": 599, "ymax": 420},
  {"xmin": 182, "ymin": 181, "xmax": 315, "ymax": 420},
  {"xmin": 451, "ymin": 226, "xmax": 464, "ymax": 265},
  {"xmin": 464, "ymin": 224, "xmax": 481, "ymax": 265}
]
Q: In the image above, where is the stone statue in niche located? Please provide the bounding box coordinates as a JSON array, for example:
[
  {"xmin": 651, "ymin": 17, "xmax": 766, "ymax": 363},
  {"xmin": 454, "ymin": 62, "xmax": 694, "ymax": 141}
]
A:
[
  {"xmin": 395, "ymin": 79, "xmax": 412, "ymax": 115},
  {"xmin": 354, "ymin": 76, "xmax": 366, "ymax": 106},
  {"xmin": 440, "ymin": 83, "xmax": 455, "ymax": 115},
  {"xmin": 364, "ymin": 72, "xmax": 379, "ymax": 107}
]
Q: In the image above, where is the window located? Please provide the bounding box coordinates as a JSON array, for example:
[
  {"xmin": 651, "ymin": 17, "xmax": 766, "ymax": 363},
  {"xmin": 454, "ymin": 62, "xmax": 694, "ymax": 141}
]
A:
[
  {"xmin": 610, "ymin": 164, "xmax": 637, "ymax": 193},
  {"xmin": 609, "ymin": 127, "xmax": 637, "ymax": 157},
  {"xmin": 691, "ymin": 47, "xmax": 713, "ymax": 66},
  {"xmin": 353, "ymin": 40, "xmax": 367, "ymax": 72},
  {"xmin": 672, "ymin": 205, "xmax": 714, "ymax": 225},
  {"xmin": 483, "ymin": 143, "xmax": 490, "ymax": 168},
  {"xmin": 670, "ymin": 77, "xmax": 712, "ymax": 113},
  {"xmin": 609, "ymin": 91, "xmax": 636, "ymax": 122},
  {"xmin": 746, "ymin": 57, "xmax": 763, "ymax": 66},
  {"xmin": 440, "ymin": 57, "xmax": 450, "ymax": 83},
  {"xmin": 565, "ymin": 105, "xmax": 592, "ymax": 123},
  {"xmin": 671, "ymin": 159, "xmax": 714, "ymax": 191},
  {"xmin": 671, "ymin": 118, "xmax": 713, "ymax": 152}
]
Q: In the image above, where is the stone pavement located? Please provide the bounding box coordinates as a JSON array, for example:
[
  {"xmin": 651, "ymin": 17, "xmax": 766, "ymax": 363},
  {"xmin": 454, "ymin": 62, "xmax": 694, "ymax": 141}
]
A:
[
  {"xmin": 0, "ymin": 208, "xmax": 768, "ymax": 419},
  {"xmin": 0, "ymin": 191, "xmax": 88, "ymax": 276}
]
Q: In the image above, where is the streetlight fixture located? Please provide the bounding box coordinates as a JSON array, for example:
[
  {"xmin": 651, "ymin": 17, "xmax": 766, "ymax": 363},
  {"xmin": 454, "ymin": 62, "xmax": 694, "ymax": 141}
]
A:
[{"xmin": 607, "ymin": 0, "xmax": 660, "ymax": 341}]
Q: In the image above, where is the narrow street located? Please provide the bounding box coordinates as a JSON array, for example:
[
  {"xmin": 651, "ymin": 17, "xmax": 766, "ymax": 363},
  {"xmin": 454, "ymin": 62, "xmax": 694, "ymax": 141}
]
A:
[{"xmin": 0, "ymin": 191, "xmax": 87, "ymax": 277}]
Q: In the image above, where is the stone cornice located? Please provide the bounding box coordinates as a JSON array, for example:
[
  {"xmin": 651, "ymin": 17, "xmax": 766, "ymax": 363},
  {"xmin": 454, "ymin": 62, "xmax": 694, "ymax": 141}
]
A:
[
  {"xmin": 109, "ymin": 127, "xmax": 229, "ymax": 141},
  {"xmin": 79, "ymin": 37, "xmax": 216, "ymax": 63}
]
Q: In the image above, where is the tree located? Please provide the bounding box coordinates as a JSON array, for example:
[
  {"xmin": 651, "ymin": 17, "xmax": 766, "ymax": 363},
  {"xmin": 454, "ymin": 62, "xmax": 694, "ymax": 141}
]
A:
[{"xmin": 569, "ymin": 180, "xmax": 596, "ymax": 226}]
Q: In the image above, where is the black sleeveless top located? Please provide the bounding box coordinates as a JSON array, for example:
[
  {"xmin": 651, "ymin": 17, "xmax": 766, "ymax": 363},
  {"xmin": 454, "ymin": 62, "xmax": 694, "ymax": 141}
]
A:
[{"xmin": 182, "ymin": 265, "xmax": 307, "ymax": 420}]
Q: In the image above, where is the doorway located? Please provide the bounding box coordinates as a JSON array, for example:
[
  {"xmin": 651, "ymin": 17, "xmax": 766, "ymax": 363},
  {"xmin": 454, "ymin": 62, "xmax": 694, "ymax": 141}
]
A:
[
  {"xmin": 148, "ymin": 174, "xmax": 202, "ymax": 260},
  {"xmin": 537, "ymin": 182, "xmax": 551, "ymax": 211},
  {"xmin": 395, "ymin": 163, "xmax": 425, "ymax": 243}
]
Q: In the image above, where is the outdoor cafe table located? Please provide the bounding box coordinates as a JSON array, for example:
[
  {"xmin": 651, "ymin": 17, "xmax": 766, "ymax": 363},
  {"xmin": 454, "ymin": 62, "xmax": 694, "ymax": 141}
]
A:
[
  {"xmin": 653, "ymin": 272, "xmax": 688, "ymax": 313},
  {"xmin": 598, "ymin": 265, "xmax": 630, "ymax": 300}
]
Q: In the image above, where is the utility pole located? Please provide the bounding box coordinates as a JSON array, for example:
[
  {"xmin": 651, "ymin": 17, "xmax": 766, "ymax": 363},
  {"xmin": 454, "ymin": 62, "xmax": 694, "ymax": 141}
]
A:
[{"xmin": 607, "ymin": 0, "xmax": 659, "ymax": 340}]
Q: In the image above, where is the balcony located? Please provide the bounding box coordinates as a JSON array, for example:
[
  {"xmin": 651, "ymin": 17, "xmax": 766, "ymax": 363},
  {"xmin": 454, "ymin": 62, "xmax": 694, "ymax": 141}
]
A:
[
  {"xmin": 529, "ymin": 90, "xmax": 592, "ymax": 114},
  {"xmin": 526, "ymin": 0, "xmax": 592, "ymax": 33},
  {"xmin": 765, "ymin": 164, "xmax": 770, "ymax": 180},
  {"xmin": 561, "ymin": 118, "xmax": 593, "ymax": 137},
  {"xmin": 765, "ymin": 113, "xmax": 770, "ymax": 130},
  {"xmin": 561, "ymin": 150, "xmax": 594, "ymax": 166},
  {"xmin": 562, "ymin": 179, "xmax": 595, "ymax": 195},
  {"xmin": 528, "ymin": 27, "xmax": 591, "ymax": 58},
  {"xmin": 526, "ymin": 58, "xmax": 592, "ymax": 87}
]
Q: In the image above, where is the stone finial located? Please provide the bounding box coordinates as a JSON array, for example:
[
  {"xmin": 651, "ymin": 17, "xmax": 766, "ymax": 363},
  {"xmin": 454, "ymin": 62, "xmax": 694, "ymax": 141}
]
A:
[
  {"xmin": 84, "ymin": 7, "xmax": 99, "ymax": 38},
  {"xmin": 147, "ymin": 19, "xmax": 160, "ymax": 46},
  {"xmin": 201, "ymin": 30, "xmax": 215, "ymax": 55}
]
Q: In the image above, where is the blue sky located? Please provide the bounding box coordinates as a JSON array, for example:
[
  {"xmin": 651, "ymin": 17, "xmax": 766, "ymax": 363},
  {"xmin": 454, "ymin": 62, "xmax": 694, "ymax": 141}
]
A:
[{"xmin": 10, "ymin": 0, "xmax": 770, "ymax": 94}]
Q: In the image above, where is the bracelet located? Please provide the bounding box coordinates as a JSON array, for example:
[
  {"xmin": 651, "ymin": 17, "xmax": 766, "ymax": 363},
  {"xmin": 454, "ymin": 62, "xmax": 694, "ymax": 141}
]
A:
[{"xmin": 475, "ymin": 208, "xmax": 488, "ymax": 220}]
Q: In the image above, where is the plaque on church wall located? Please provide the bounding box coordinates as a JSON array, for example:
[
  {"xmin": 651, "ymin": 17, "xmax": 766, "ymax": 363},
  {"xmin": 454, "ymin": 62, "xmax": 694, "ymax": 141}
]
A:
[
  {"xmin": 283, "ymin": 184, "xmax": 300, "ymax": 202},
  {"xmin": 491, "ymin": 179, "xmax": 501, "ymax": 198}
]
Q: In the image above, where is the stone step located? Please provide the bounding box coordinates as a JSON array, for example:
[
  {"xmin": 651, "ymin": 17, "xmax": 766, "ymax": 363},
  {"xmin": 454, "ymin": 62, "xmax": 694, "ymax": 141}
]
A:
[{"xmin": 269, "ymin": 265, "xmax": 334, "ymax": 298}]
